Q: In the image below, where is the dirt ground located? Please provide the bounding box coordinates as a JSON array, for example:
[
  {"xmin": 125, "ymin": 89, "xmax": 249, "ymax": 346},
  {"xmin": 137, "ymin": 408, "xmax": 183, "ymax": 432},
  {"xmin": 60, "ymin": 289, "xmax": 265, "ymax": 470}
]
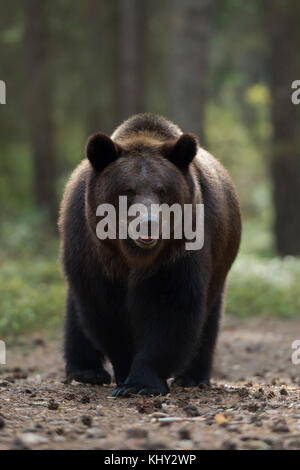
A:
[{"xmin": 0, "ymin": 316, "xmax": 300, "ymax": 450}]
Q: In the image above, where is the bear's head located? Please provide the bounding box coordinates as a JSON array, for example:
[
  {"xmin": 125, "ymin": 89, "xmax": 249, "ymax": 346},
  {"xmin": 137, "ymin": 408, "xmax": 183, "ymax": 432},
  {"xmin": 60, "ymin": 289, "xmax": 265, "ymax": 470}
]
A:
[{"xmin": 85, "ymin": 132, "xmax": 199, "ymax": 267}]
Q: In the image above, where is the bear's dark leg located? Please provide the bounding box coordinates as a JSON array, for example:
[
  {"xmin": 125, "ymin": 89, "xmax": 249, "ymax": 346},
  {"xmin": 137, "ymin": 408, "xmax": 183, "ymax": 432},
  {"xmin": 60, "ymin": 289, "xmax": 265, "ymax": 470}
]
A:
[
  {"xmin": 109, "ymin": 344, "xmax": 133, "ymax": 387},
  {"xmin": 112, "ymin": 258, "xmax": 206, "ymax": 397},
  {"xmin": 64, "ymin": 293, "xmax": 111, "ymax": 385},
  {"xmin": 97, "ymin": 324, "xmax": 134, "ymax": 386},
  {"xmin": 174, "ymin": 291, "xmax": 223, "ymax": 387},
  {"xmin": 67, "ymin": 275, "xmax": 134, "ymax": 387}
]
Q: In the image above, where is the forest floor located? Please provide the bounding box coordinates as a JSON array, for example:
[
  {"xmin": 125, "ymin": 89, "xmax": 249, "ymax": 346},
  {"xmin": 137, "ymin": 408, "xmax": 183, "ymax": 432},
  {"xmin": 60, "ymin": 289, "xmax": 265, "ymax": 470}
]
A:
[{"xmin": 0, "ymin": 317, "xmax": 300, "ymax": 451}]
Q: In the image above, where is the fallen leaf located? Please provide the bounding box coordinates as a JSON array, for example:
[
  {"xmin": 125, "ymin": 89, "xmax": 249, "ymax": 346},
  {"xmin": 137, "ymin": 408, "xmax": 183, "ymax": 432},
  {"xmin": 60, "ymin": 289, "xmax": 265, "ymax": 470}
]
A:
[{"xmin": 215, "ymin": 413, "xmax": 231, "ymax": 425}]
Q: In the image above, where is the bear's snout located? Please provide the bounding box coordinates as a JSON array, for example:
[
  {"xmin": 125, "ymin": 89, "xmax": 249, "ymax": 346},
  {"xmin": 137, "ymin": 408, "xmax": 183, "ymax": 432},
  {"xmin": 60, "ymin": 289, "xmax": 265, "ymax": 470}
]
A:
[{"xmin": 129, "ymin": 215, "xmax": 160, "ymax": 248}]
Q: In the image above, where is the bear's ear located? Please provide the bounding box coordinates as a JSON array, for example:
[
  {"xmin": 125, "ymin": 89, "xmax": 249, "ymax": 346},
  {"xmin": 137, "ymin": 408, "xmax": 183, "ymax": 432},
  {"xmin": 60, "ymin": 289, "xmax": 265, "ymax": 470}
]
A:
[
  {"xmin": 163, "ymin": 133, "xmax": 199, "ymax": 169},
  {"xmin": 86, "ymin": 133, "xmax": 122, "ymax": 172}
]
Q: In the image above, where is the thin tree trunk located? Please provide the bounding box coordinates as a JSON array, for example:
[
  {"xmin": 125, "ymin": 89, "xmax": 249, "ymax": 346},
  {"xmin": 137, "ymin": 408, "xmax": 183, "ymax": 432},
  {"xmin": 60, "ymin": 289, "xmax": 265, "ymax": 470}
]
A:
[
  {"xmin": 264, "ymin": 0, "xmax": 300, "ymax": 255},
  {"xmin": 85, "ymin": 0, "xmax": 104, "ymax": 134},
  {"xmin": 115, "ymin": 0, "xmax": 145, "ymax": 123},
  {"xmin": 171, "ymin": 0, "xmax": 213, "ymax": 145},
  {"xmin": 24, "ymin": 0, "xmax": 57, "ymax": 226}
]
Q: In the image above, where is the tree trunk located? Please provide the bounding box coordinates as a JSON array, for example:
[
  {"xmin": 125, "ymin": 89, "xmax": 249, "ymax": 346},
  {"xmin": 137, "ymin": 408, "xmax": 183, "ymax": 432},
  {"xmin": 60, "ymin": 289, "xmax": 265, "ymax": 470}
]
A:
[
  {"xmin": 84, "ymin": 0, "xmax": 105, "ymax": 134},
  {"xmin": 24, "ymin": 0, "xmax": 57, "ymax": 226},
  {"xmin": 171, "ymin": 0, "xmax": 213, "ymax": 145},
  {"xmin": 115, "ymin": 0, "xmax": 145, "ymax": 123},
  {"xmin": 264, "ymin": 0, "xmax": 300, "ymax": 255}
]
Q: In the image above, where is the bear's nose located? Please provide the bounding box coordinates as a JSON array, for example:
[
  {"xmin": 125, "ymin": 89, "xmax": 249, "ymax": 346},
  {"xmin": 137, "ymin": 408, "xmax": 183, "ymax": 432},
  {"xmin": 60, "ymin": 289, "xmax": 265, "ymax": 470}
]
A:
[{"xmin": 139, "ymin": 216, "xmax": 160, "ymax": 239}]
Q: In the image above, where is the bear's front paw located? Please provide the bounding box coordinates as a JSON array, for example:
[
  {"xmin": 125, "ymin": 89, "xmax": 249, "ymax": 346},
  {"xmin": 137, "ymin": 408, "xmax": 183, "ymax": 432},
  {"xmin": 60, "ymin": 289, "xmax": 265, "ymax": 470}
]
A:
[
  {"xmin": 111, "ymin": 365, "xmax": 169, "ymax": 397},
  {"xmin": 111, "ymin": 381, "xmax": 169, "ymax": 397},
  {"xmin": 65, "ymin": 369, "xmax": 111, "ymax": 385},
  {"xmin": 173, "ymin": 375, "xmax": 210, "ymax": 388}
]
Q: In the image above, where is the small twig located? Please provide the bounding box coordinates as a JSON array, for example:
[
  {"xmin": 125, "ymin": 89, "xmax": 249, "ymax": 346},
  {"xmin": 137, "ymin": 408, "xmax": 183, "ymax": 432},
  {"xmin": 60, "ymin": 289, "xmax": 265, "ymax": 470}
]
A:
[{"xmin": 157, "ymin": 416, "xmax": 205, "ymax": 423}]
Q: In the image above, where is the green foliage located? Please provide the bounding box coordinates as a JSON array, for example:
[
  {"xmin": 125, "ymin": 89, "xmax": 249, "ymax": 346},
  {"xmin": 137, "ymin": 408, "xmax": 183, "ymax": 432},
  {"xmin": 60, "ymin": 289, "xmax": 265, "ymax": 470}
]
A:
[
  {"xmin": 0, "ymin": 216, "xmax": 65, "ymax": 338},
  {"xmin": 0, "ymin": 265, "xmax": 64, "ymax": 337},
  {"xmin": 227, "ymin": 254, "xmax": 300, "ymax": 318},
  {"xmin": 0, "ymin": 144, "xmax": 33, "ymax": 215}
]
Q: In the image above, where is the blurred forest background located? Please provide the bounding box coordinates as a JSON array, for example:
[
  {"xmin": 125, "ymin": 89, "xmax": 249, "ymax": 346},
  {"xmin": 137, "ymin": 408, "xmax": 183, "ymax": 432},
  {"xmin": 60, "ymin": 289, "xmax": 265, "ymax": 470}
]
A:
[{"xmin": 0, "ymin": 0, "xmax": 300, "ymax": 338}]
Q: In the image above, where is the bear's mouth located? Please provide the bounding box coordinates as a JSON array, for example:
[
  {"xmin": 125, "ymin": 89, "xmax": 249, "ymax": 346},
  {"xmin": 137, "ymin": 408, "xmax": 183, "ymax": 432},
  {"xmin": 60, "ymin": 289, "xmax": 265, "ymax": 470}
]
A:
[{"xmin": 134, "ymin": 236, "xmax": 159, "ymax": 249}]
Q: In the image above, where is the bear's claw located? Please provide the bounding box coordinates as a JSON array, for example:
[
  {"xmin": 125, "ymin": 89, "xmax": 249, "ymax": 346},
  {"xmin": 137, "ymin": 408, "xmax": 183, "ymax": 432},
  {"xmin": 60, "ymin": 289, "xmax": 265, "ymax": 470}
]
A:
[
  {"xmin": 111, "ymin": 383, "xmax": 168, "ymax": 397},
  {"xmin": 173, "ymin": 375, "xmax": 210, "ymax": 388}
]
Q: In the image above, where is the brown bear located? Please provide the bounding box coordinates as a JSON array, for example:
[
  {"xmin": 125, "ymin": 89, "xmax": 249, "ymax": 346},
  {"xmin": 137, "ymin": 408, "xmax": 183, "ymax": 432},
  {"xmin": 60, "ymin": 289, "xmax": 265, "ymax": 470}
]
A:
[{"xmin": 59, "ymin": 113, "xmax": 241, "ymax": 396}]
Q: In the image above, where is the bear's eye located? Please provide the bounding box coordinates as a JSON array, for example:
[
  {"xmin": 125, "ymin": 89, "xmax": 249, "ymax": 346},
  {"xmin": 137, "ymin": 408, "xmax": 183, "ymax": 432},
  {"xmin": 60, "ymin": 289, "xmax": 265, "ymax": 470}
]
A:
[
  {"xmin": 124, "ymin": 188, "xmax": 136, "ymax": 197},
  {"xmin": 157, "ymin": 187, "xmax": 166, "ymax": 197}
]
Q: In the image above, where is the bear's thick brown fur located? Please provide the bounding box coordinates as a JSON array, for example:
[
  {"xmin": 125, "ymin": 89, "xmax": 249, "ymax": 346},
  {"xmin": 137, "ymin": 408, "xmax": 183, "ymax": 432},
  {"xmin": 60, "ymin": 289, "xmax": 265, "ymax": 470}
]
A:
[{"xmin": 59, "ymin": 113, "xmax": 241, "ymax": 396}]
